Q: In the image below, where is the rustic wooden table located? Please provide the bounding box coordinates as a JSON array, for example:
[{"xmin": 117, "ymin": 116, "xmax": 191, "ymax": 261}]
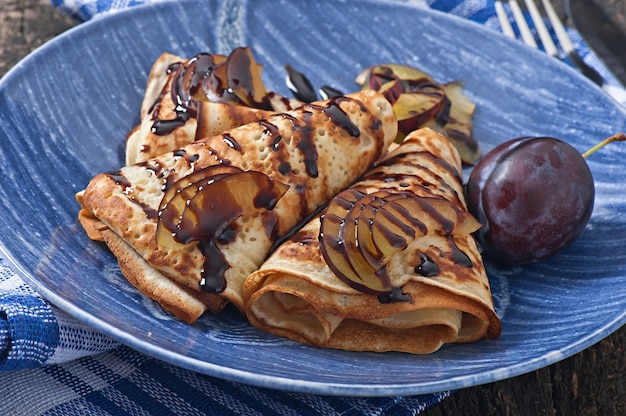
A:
[{"xmin": 1, "ymin": 1, "xmax": 624, "ymax": 415}]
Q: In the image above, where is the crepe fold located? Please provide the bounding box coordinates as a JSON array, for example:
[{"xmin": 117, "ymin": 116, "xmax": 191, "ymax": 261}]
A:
[
  {"xmin": 243, "ymin": 128, "xmax": 502, "ymax": 354},
  {"xmin": 77, "ymin": 90, "xmax": 397, "ymax": 323},
  {"xmin": 126, "ymin": 51, "xmax": 300, "ymax": 165}
]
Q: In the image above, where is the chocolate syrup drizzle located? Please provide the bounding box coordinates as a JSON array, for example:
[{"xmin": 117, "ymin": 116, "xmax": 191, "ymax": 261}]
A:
[
  {"xmin": 151, "ymin": 53, "xmax": 222, "ymax": 136},
  {"xmin": 150, "ymin": 49, "xmax": 276, "ymax": 137}
]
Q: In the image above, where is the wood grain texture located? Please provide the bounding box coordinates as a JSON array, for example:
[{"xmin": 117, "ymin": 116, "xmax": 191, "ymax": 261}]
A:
[
  {"xmin": 0, "ymin": 0, "xmax": 75, "ymax": 76},
  {"xmin": 0, "ymin": 1, "xmax": 624, "ymax": 415}
]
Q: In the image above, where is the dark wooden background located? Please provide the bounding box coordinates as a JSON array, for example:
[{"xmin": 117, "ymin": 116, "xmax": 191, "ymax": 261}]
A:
[{"xmin": 1, "ymin": 1, "xmax": 624, "ymax": 415}]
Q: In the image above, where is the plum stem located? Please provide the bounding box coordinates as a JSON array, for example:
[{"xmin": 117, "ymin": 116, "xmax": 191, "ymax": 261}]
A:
[{"xmin": 582, "ymin": 132, "xmax": 626, "ymax": 159}]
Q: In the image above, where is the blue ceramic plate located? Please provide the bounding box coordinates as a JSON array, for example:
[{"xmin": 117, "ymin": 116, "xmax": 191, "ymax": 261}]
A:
[{"xmin": 1, "ymin": 0, "xmax": 625, "ymax": 397}]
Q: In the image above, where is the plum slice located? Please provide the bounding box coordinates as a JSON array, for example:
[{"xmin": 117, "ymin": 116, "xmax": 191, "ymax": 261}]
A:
[
  {"xmin": 378, "ymin": 195, "xmax": 481, "ymax": 237},
  {"xmin": 182, "ymin": 53, "xmax": 228, "ymax": 103},
  {"xmin": 355, "ymin": 63, "xmax": 436, "ymax": 91},
  {"xmin": 441, "ymin": 81, "xmax": 480, "ymax": 165},
  {"xmin": 226, "ymin": 47, "xmax": 270, "ymax": 109},
  {"xmin": 356, "ymin": 64, "xmax": 448, "ymax": 139},
  {"xmin": 319, "ymin": 189, "xmax": 481, "ymax": 296},
  {"xmin": 342, "ymin": 192, "xmax": 397, "ymax": 294},
  {"xmin": 377, "ymin": 79, "xmax": 448, "ymax": 140},
  {"xmin": 366, "ymin": 193, "xmax": 479, "ymax": 282},
  {"xmin": 156, "ymin": 165, "xmax": 243, "ymax": 249},
  {"xmin": 319, "ymin": 189, "xmax": 370, "ymax": 292},
  {"xmin": 355, "ymin": 63, "xmax": 480, "ymax": 165},
  {"xmin": 156, "ymin": 168, "xmax": 289, "ymax": 249}
]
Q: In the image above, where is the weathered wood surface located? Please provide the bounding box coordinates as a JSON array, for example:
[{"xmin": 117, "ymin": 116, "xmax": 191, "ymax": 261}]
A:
[{"xmin": 1, "ymin": 1, "xmax": 624, "ymax": 415}]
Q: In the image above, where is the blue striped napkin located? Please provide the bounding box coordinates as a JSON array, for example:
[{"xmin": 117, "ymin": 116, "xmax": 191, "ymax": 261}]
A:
[
  {"xmin": 2, "ymin": 0, "xmax": 619, "ymax": 414},
  {"xmin": 0, "ymin": 257, "xmax": 120, "ymax": 370},
  {"xmin": 1, "ymin": 257, "xmax": 450, "ymax": 414}
]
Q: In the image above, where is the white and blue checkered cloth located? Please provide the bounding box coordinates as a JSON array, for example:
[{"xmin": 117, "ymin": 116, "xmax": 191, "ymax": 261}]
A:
[
  {"xmin": 0, "ymin": 257, "xmax": 119, "ymax": 371},
  {"xmin": 0, "ymin": 255, "xmax": 451, "ymax": 414},
  {"xmin": 1, "ymin": 0, "xmax": 622, "ymax": 414}
]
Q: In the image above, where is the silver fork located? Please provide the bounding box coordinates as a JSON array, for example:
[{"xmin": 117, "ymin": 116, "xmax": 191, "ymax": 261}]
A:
[{"xmin": 495, "ymin": 0, "xmax": 605, "ymax": 86}]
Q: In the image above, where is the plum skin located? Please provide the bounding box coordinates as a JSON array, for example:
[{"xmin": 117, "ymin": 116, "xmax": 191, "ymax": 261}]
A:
[{"xmin": 465, "ymin": 136, "xmax": 595, "ymax": 265}]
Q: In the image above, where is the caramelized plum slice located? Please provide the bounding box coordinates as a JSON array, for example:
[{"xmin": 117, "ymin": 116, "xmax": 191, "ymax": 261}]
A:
[
  {"xmin": 182, "ymin": 53, "xmax": 228, "ymax": 102},
  {"xmin": 285, "ymin": 64, "xmax": 318, "ymax": 102},
  {"xmin": 371, "ymin": 193, "xmax": 481, "ymax": 249},
  {"xmin": 355, "ymin": 193, "xmax": 415, "ymax": 269},
  {"xmin": 355, "ymin": 63, "xmax": 480, "ymax": 164},
  {"xmin": 321, "ymin": 190, "xmax": 414, "ymax": 295},
  {"xmin": 354, "ymin": 201, "xmax": 383, "ymax": 274},
  {"xmin": 319, "ymin": 189, "xmax": 370, "ymax": 292},
  {"xmin": 226, "ymin": 47, "xmax": 270, "ymax": 109},
  {"xmin": 175, "ymin": 171, "xmax": 289, "ymax": 245},
  {"xmin": 156, "ymin": 170, "xmax": 289, "ymax": 248},
  {"xmin": 320, "ymin": 189, "xmax": 481, "ymax": 296},
  {"xmin": 203, "ymin": 59, "xmax": 239, "ymax": 104},
  {"xmin": 156, "ymin": 165, "xmax": 244, "ymax": 249},
  {"xmin": 366, "ymin": 193, "xmax": 480, "ymax": 278},
  {"xmin": 341, "ymin": 192, "xmax": 394, "ymax": 294},
  {"xmin": 442, "ymin": 81, "xmax": 480, "ymax": 165},
  {"xmin": 421, "ymin": 197, "xmax": 482, "ymax": 235},
  {"xmin": 159, "ymin": 165, "xmax": 243, "ymax": 212},
  {"xmin": 377, "ymin": 79, "xmax": 447, "ymax": 140},
  {"xmin": 347, "ymin": 191, "xmax": 437, "ymax": 293},
  {"xmin": 368, "ymin": 198, "xmax": 419, "ymax": 265},
  {"xmin": 355, "ymin": 64, "xmax": 435, "ymax": 91}
]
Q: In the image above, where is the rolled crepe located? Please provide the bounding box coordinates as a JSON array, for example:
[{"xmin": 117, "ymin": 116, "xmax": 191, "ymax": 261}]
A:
[
  {"xmin": 126, "ymin": 50, "xmax": 301, "ymax": 165},
  {"xmin": 77, "ymin": 90, "xmax": 397, "ymax": 322},
  {"xmin": 243, "ymin": 128, "xmax": 502, "ymax": 354}
]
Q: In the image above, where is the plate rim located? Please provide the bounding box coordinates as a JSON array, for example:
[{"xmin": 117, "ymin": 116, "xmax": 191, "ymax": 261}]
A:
[{"xmin": 1, "ymin": 0, "xmax": 625, "ymax": 397}]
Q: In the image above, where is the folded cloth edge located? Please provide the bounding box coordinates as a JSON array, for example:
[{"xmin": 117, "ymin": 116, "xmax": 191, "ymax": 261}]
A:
[
  {"xmin": 0, "ymin": 257, "xmax": 59, "ymax": 370},
  {"xmin": 0, "ymin": 257, "xmax": 119, "ymax": 371}
]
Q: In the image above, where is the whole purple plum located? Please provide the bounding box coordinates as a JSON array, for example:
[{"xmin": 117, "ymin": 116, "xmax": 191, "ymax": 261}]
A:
[{"xmin": 465, "ymin": 136, "xmax": 594, "ymax": 265}]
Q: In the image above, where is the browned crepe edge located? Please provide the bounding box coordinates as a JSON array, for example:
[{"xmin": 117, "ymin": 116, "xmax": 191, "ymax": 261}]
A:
[
  {"xmin": 77, "ymin": 192, "xmax": 228, "ymax": 322},
  {"xmin": 100, "ymin": 229, "xmax": 228, "ymax": 323},
  {"xmin": 243, "ymin": 265, "xmax": 501, "ymax": 354}
]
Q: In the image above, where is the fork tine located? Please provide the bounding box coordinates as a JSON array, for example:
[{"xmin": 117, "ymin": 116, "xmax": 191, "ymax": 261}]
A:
[
  {"xmin": 495, "ymin": 1, "xmax": 515, "ymax": 38},
  {"xmin": 497, "ymin": 0, "xmax": 607, "ymax": 88},
  {"xmin": 540, "ymin": 0, "xmax": 574, "ymax": 55},
  {"xmin": 508, "ymin": 0, "xmax": 538, "ymax": 48},
  {"xmin": 524, "ymin": 0, "xmax": 558, "ymax": 57}
]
